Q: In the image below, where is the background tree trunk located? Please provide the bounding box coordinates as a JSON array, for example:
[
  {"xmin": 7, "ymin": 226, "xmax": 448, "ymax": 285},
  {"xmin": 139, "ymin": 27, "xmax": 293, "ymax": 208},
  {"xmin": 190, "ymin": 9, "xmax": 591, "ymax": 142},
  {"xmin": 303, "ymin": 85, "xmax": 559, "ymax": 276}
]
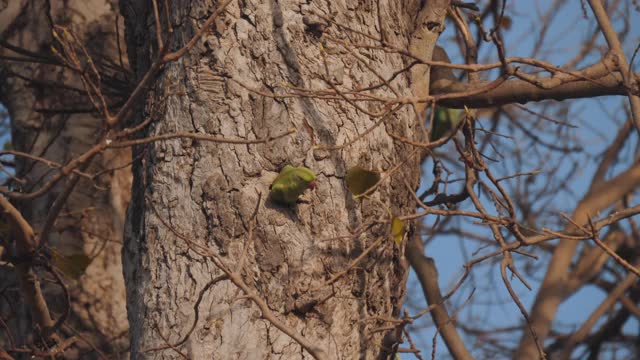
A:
[
  {"xmin": 0, "ymin": 0, "xmax": 130, "ymax": 356},
  {"xmin": 121, "ymin": 0, "xmax": 442, "ymax": 358}
]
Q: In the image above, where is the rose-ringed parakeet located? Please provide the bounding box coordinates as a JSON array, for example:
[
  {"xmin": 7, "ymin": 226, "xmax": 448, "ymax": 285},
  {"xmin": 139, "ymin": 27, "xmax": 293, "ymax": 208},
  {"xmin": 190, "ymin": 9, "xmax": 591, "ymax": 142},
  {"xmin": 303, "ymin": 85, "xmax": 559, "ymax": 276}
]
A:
[
  {"xmin": 269, "ymin": 165, "xmax": 316, "ymax": 205},
  {"xmin": 430, "ymin": 107, "xmax": 464, "ymax": 141}
]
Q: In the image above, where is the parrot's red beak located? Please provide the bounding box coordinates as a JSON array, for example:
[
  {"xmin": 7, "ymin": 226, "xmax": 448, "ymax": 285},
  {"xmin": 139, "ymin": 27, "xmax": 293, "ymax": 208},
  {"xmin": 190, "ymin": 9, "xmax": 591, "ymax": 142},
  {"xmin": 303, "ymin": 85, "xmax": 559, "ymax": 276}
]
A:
[{"xmin": 309, "ymin": 181, "xmax": 316, "ymax": 190}]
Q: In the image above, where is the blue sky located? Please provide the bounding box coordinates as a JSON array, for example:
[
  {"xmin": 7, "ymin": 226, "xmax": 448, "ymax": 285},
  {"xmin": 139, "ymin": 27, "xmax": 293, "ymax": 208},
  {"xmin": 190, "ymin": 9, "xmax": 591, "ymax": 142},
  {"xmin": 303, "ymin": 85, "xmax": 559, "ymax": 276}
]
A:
[{"xmin": 404, "ymin": 1, "xmax": 640, "ymax": 359}]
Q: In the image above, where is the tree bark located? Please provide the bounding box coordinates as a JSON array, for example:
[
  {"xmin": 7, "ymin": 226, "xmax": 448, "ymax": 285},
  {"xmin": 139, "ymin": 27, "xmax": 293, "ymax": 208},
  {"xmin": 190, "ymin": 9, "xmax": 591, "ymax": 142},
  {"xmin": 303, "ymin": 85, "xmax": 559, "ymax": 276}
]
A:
[{"xmin": 121, "ymin": 0, "xmax": 442, "ymax": 358}]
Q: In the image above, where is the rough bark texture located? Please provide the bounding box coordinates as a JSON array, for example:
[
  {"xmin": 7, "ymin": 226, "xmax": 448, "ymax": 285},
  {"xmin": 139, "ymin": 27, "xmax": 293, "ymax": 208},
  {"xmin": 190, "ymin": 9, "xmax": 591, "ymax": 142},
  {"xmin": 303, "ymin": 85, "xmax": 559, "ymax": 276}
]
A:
[
  {"xmin": 121, "ymin": 0, "xmax": 441, "ymax": 358},
  {"xmin": 0, "ymin": 0, "xmax": 130, "ymax": 355}
]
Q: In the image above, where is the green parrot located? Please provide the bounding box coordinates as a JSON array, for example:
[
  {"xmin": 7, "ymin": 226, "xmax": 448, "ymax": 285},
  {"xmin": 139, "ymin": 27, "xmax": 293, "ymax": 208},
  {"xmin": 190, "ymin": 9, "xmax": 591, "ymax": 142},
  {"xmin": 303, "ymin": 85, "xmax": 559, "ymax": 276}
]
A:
[
  {"xmin": 430, "ymin": 107, "xmax": 464, "ymax": 141},
  {"xmin": 269, "ymin": 165, "xmax": 316, "ymax": 205}
]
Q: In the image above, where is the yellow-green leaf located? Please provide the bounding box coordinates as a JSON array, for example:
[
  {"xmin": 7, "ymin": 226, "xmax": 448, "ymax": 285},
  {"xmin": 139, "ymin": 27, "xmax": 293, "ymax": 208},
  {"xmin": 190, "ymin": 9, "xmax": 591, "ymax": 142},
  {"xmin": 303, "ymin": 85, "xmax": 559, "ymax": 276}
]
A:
[
  {"xmin": 391, "ymin": 217, "xmax": 406, "ymax": 245},
  {"xmin": 50, "ymin": 250, "xmax": 92, "ymax": 279},
  {"xmin": 346, "ymin": 166, "xmax": 380, "ymax": 196}
]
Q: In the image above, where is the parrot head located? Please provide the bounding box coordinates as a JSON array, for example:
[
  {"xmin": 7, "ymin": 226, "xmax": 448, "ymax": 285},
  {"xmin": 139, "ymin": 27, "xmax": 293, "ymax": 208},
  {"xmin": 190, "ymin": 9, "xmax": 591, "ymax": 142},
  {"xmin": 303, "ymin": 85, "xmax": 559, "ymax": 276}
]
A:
[{"xmin": 293, "ymin": 167, "xmax": 316, "ymax": 190}]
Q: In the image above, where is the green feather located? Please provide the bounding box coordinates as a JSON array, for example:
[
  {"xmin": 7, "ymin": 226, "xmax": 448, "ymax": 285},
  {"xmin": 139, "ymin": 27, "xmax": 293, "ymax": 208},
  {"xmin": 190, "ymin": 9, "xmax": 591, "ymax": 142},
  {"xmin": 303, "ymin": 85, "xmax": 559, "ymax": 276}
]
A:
[{"xmin": 269, "ymin": 165, "xmax": 316, "ymax": 205}]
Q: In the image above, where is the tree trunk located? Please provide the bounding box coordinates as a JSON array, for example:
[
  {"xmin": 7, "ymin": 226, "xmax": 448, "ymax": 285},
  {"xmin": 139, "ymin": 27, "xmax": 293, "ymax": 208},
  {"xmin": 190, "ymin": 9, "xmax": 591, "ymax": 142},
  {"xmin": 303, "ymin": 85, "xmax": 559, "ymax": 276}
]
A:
[
  {"xmin": 0, "ymin": 0, "xmax": 130, "ymax": 355},
  {"xmin": 121, "ymin": 0, "xmax": 444, "ymax": 358}
]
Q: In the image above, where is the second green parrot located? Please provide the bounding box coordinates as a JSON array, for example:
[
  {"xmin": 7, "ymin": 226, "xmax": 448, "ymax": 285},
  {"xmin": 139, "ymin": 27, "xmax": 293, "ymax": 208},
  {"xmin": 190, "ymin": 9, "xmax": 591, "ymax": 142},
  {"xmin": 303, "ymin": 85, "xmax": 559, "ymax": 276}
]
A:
[
  {"xmin": 430, "ymin": 107, "xmax": 464, "ymax": 141},
  {"xmin": 269, "ymin": 165, "xmax": 316, "ymax": 205}
]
